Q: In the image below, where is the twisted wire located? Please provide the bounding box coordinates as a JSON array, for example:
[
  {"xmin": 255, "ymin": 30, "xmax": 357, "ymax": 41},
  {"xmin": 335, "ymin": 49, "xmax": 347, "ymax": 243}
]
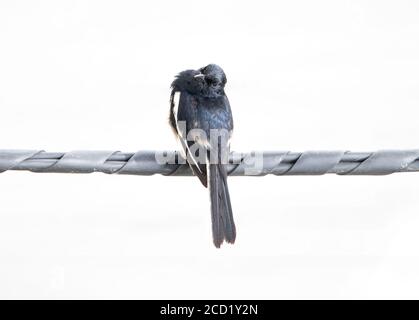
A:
[{"xmin": 1, "ymin": 149, "xmax": 419, "ymax": 176}]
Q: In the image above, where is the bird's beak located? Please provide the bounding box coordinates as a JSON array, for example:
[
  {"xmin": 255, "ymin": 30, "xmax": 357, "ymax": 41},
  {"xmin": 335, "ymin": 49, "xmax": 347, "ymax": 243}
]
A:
[{"xmin": 194, "ymin": 73, "xmax": 205, "ymax": 79}]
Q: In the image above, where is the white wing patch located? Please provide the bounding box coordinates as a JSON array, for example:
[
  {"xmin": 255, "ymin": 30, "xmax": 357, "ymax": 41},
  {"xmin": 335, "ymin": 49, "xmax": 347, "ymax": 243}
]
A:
[
  {"xmin": 172, "ymin": 91, "xmax": 182, "ymax": 137},
  {"xmin": 172, "ymin": 91, "xmax": 203, "ymax": 173}
]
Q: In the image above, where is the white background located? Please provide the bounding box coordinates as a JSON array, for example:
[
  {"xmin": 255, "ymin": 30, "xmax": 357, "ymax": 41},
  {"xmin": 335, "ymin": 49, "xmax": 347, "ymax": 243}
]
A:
[{"xmin": 0, "ymin": 0, "xmax": 419, "ymax": 299}]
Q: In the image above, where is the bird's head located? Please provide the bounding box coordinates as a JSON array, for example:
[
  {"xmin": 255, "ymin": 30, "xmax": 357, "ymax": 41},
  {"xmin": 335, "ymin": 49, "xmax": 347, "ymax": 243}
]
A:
[
  {"xmin": 172, "ymin": 64, "xmax": 227, "ymax": 98},
  {"xmin": 194, "ymin": 64, "xmax": 227, "ymax": 97}
]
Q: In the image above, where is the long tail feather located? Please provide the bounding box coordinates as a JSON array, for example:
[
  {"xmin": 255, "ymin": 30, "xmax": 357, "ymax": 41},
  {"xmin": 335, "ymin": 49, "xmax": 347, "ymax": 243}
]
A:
[{"xmin": 209, "ymin": 163, "xmax": 236, "ymax": 248}]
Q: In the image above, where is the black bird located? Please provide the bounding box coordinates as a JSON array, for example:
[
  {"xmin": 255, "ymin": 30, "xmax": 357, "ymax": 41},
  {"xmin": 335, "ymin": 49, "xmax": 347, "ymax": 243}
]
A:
[{"xmin": 169, "ymin": 64, "xmax": 236, "ymax": 248}]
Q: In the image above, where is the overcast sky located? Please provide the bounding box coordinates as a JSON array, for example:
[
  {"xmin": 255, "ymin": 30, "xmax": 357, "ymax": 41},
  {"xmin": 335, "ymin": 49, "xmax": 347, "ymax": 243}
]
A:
[{"xmin": 1, "ymin": 0, "xmax": 419, "ymax": 299}]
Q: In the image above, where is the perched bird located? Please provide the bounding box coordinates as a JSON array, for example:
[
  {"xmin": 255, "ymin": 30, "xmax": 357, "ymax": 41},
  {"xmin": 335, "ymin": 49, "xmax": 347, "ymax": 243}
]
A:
[{"xmin": 169, "ymin": 64, "xmax": 236, "ymax": 248}]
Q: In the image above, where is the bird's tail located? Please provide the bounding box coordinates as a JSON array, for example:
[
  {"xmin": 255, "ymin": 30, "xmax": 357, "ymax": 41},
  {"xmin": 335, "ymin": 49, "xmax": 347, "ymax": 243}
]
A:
[{"xmin": 208, "ymin": 162, "xmax": 236, "ymax": 248}]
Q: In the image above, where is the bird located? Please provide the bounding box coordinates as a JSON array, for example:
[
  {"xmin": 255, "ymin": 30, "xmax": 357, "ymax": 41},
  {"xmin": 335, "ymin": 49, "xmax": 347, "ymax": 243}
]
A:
[{"xmin": 169, "ymin": 64, "xmax": 236, "ymax": 248}]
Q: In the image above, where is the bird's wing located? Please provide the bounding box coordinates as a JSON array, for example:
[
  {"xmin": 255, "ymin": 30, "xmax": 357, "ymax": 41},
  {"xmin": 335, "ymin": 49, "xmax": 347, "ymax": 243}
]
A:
[{"xmin": 171, "ymin": 90, "xmax": 208, "ymax": 187}]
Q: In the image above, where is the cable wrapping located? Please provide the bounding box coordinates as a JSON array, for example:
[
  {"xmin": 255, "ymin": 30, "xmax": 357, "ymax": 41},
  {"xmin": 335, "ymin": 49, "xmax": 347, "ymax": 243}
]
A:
[{"xmin": 1, "ymin": 149, "xmax": 419, "ymax": 176}]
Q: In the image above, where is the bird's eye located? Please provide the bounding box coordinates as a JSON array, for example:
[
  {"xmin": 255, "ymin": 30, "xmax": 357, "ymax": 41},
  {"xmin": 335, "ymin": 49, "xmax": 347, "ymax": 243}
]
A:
[{"xmin": 206, "ymin": 77, "xmax": 217, "ymax": 87}]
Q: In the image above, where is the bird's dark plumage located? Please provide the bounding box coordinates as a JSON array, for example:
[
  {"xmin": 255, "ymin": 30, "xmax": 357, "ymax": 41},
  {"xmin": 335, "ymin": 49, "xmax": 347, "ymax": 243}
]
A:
[{"xmin": 169, "ymin": 64, "xmax": 236, "ymax": 248}]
